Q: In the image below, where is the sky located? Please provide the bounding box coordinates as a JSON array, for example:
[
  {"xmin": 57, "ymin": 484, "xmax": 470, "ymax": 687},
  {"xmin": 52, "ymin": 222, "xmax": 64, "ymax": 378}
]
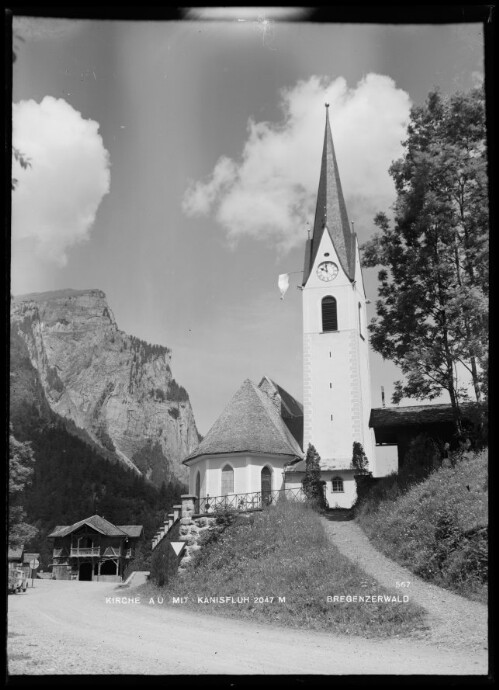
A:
[{"xmin": 10, "ymin": 11, "xmax": 485, "ymax": 435}]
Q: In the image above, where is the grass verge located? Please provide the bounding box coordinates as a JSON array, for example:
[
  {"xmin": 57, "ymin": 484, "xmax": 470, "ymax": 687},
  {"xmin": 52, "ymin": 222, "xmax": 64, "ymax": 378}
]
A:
[
  {"xmin": 356, "ymin": 450, "xmax": 487, "ymax": 604},
  {"xmin": 138, "ymin": 500, "xmax": 428, "ymax": 638}
]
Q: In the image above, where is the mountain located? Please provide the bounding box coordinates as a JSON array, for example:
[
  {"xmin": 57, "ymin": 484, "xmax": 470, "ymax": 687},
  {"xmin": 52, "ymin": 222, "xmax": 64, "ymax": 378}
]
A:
[{"xmin": 10, "ymin": 288, "xmax": 200, "ymax": 486}]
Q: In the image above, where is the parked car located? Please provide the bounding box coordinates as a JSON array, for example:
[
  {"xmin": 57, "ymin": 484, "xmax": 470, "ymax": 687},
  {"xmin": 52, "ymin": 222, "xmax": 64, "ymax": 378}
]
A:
[{"xmin": 8, "ymin": 568, "xmax": 28, "ymax": 594}]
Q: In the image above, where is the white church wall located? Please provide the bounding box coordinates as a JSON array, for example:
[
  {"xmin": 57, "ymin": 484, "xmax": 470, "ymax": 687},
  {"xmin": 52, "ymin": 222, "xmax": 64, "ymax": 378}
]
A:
[
  {"xmin": 322, "ymin": 470, "xmax": 357, "ymax": 509},
  {"xmin": 304, "ymin": 329, "xmax": 356, "ymax": 463},
  {"xmin": 283, "ymin": 476, "xmax": 303, "ymax": 493},
  {"xmin": 285, "ymin": 470, "xmax": 357, "ymax": 509},
  {"xmin": 246, "ymin": 457, "xmax": 287, "ymax": 493},
  {"xmin": 354, "ymin": 245, "xmax": 377, "ymax": 474},
  {"xmin": 373, "ymin": 444, "xmax": 399, "ymax": 477},
  {"xmin": 188, "ymin": 454, "xmax": 290, "ymax": 497}
]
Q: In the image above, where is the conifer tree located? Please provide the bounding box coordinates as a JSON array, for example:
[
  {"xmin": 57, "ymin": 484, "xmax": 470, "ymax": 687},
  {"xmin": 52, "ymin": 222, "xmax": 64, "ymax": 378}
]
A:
[
  {"xmin": 302, "ymin": 443, "xmax": 325, "ymax": 510},
  {"xmin": 351, "ymin": 442, "xmax": 370, "ymax": 474},
  {"xmin": 9, "ymin": 427, "xmax": 37, "ymax": 547}
]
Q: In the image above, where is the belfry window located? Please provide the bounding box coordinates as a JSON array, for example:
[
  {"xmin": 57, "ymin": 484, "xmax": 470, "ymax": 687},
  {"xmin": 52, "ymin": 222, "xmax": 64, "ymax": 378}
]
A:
[
  {"xmin": 221, "ymin": 465, "xmax": 234, "ymax": 495},
  {"xmin": 332, "ymin": 477, "xmax": 344, "ymax": 493},
  {"xmin": 322, "ymin": 296, "xmax": 338, "ymax": 332}
]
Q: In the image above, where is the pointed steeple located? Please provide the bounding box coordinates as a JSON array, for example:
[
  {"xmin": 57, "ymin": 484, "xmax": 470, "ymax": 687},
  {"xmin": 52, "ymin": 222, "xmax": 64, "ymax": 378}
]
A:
[{"xmin": 303, "ymin": 105, "xmax": 356, "ymax": 284}]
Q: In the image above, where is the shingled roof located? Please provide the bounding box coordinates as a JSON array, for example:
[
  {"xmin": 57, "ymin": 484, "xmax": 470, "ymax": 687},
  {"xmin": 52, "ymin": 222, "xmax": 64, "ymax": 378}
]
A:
[
  {"xmin": 369, "ymin": 403, "xmax": 477, "ymax": 429},
  {"xmin": 183, "ymin": 378, "xmax": 303, "ymax": 464},
  {"xmin": 285, "ymin": 457, "xmax": 356, "ymax": 473},
  {"xmin": 48, "ymin": 515, "xmax": 142, "ymax": 539},
  {"xmin": 269, "ymin": 379, "xmax": 303, "ymax": 418},
  {"xmin": 258, "ymin": 376, "xmax": 304, "ymax": 448},
  {"xmin": 117, "ymin": 525, "xmax": 143, "ymax": 538},
  {"xmin": 303, "ymin": 105, "xmax": 356, "ymax": 284}
]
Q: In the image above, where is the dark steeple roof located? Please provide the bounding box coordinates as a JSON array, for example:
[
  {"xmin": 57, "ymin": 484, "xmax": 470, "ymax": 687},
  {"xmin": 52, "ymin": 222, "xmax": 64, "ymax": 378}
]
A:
[{"xmin": 303, "ymin": 105, "xmax": 356, "ymax": 284}]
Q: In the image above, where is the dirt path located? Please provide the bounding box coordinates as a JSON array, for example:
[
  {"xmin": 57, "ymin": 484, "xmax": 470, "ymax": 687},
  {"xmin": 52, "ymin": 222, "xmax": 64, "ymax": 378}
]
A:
[
  {"xmin": 8, "ymin": 580, "xmax": 487, "ymax": 675},
  {"xmin": 321, "ymin": 518, "xmax": 488, "ymax": 654}
]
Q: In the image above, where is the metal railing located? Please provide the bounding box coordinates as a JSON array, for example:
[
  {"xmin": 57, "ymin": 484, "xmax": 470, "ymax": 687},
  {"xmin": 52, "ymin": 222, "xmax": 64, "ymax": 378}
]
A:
[
  {"xmin": 195, "ymin": 487, "xmax": 306, "ymax": 515},
  {"xmin": 70, "ymin": 547, "xmax": 101, "ymax": 557}
]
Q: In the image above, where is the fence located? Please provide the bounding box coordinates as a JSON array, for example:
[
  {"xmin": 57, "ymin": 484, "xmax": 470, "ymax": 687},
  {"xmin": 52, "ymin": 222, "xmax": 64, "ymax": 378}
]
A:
[{"xmin": 195, "ymin": 487, "xmax": 306, "ymax": 515}]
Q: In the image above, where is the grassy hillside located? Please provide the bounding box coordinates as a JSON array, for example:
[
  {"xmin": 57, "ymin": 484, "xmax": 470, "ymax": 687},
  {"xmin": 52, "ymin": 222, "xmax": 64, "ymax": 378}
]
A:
[
  {"xmin": 142, "ymin": 501, "xmax": 428, "ymax": 638},
  {"xmin": 357, "ymin": 451, "xmax": 487, "ymax": 603}
]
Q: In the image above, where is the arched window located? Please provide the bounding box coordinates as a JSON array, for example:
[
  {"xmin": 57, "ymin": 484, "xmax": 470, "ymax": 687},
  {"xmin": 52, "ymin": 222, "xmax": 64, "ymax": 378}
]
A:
[
  {"xmin": 195, "ymin": 471, "xmax": 201, "ymax": 499},
  {"xmin": 322, "ymin": 296, "xmax": 338, "ymax": 332},
  {"xmin": 332, "ymin": 477, "xmax": 344, "ymax": 493},
  {"xmin": 261, "ymin": 466, "xmax": 272, "ymax": 502},
  {"xmin": 221, "ymin": 464, "xmax": 234, "ymax": 495}
]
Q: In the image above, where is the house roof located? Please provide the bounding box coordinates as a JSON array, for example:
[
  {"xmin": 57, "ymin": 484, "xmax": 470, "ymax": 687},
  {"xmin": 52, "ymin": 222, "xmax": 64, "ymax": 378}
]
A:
[
  {"xmin": 117, "ymin": 525, "xmax": 143, "ymax": 538},
  {"xmin": 183, "ymin": 378, "xmax": 303, "ymax": 464},
  {"xmin": 8, "ymin": 546, "xmax": 24, "ymax": 561},
  {"xmin": 48, "ymin": 515, "xmax": 142, "ymax": 539},
  {"xmin": 285, "ymin": 459, "xmax": 356, "ymax": 473},
  {"xmin": 369, "ymin": 402, "xmax": 477, "ymax": 429},
  {"xmin": 303, "ymin": 106, "xmax": 356, "ymax": 284}
]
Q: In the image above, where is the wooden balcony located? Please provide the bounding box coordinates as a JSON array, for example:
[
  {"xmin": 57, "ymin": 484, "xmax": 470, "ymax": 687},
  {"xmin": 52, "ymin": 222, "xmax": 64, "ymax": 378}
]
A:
[{"xmin": 70, "ymin": 547, "xmax": 101, "ymax": 557}]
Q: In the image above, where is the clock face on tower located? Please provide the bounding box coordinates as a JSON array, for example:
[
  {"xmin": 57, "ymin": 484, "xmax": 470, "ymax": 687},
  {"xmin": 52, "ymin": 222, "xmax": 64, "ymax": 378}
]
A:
[{"xmin": 316, "ymin": 261, "xmax": 339, "ymax": 282}]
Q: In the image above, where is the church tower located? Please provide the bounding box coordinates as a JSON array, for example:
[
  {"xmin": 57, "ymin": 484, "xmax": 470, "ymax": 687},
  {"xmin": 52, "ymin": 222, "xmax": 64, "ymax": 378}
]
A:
[{"xmin": 302, "ymin": 105, "xmax": 376, "ymax": 481}]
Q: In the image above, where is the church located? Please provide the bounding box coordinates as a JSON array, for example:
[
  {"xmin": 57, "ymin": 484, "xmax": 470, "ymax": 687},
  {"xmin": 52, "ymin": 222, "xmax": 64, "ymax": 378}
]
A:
[{"xmin": 183, "ymin": 105, "xmax": 378, "ymax": 510}]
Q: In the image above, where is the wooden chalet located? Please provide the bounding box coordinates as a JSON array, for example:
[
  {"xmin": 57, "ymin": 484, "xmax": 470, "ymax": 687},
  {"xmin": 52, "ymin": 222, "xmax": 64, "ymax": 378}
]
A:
[
  {"xmin": 48, "ymin": 515, "xmax": 143, "ymax": 582},
  {"xmin": 369, "ymin": 402, "xmax": 479, "ymax": 467},
  {"xmin": 8, "ymin": 545, "xmax": 25, "ymax": 571}
]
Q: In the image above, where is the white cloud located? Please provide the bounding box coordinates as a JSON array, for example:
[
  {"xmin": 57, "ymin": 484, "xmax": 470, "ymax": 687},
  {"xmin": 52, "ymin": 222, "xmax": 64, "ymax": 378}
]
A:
[
  {"xmin": 11, "ymin": 96, "xmax": 110, "ymax": 279},
  {"xmin": 182, "ymin": 74, "xmax": 411, "ymax": 250}
]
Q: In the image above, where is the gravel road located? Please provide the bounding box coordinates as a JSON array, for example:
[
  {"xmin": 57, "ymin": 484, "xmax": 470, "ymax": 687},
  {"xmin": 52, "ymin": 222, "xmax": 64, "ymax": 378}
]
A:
[
  {"xmin": 321, "ymin": 518, "xmax": 488, "ymax": 654},
  {"xmin": 8, "ymin": 579, "xmax": 487, "ymax": 675}
]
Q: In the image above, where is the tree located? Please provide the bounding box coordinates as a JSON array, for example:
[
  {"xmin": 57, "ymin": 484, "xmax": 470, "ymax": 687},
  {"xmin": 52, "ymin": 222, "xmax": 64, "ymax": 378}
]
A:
[
  {"xmin": 12, "ymin": 146, "xmax": 32, "ymax": 190},
  {"xmin": 361, "ymin": 86, "xmax": 488, "ymax": 434},
  {"xmin": 9, "ymin": 427, "xmax": 37, "ymax": 547},
  {"xmin": 351, "ymin": 442, "xmax": 369, "ymax": 474},
  {"xmin": 12, "ymin": 32, "xmax": 32, "ymax": 190},
  {"xmin": 302, "ymin": 443, "xmax": 326, "ymax": 510}
]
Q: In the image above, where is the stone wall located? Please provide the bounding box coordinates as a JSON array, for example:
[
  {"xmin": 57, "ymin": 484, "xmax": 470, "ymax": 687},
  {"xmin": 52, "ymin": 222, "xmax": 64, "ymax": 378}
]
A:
[
  {"xmin": 151, "ymin": 495, "xmax": 259, "ymax": 576},
  {"xmin": 176, "ymin": 495, "xmax": 217, "ymax": 573},
  {"xmin": 151, "ymin": 495, "xmax": 219, "ymax": 575}
]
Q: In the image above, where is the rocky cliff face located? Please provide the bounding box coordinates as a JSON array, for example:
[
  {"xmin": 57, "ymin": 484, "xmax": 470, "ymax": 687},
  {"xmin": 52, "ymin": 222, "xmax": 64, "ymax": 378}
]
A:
[{"xmin": 10, "ymin": 289, "xmax": 200, "ymax": 486}]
